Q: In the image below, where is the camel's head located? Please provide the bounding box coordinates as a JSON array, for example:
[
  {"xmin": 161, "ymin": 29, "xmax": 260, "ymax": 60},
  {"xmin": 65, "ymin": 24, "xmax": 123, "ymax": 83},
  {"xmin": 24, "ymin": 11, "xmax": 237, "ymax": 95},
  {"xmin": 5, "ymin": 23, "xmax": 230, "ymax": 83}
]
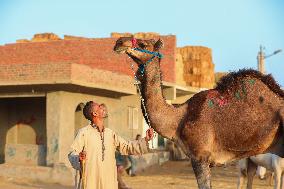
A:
[{"xmin": 113, "ymin": 37, "xmax": 164, "ymax": 65}]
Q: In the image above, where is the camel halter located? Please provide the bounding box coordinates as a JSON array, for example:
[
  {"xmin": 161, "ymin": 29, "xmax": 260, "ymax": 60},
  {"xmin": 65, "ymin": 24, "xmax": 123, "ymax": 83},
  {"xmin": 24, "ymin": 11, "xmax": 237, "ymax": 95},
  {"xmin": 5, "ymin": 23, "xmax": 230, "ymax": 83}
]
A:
[
  {"xmin": 131, "ymin": 38, "xmax": 163, "ymax": 76},
  {"xmin": 129, "ymin": 38, "xmax": 164, "ymax": 147}
]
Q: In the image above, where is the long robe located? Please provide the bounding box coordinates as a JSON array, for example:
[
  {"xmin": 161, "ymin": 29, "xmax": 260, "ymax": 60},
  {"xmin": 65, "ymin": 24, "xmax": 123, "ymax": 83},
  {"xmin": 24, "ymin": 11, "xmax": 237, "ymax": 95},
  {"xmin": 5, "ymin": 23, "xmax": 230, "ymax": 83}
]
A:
[{"xmin": 68, "ymin": 125, "xmax": 149, "ymax": 189}]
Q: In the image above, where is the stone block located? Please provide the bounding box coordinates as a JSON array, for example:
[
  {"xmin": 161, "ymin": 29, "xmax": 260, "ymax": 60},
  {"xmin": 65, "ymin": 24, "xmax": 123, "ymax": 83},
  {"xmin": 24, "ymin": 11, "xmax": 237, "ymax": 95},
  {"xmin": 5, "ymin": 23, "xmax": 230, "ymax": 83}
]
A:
[{"xmin": 31, "ymin": 33, "xmax": 61, "ymax": 42}]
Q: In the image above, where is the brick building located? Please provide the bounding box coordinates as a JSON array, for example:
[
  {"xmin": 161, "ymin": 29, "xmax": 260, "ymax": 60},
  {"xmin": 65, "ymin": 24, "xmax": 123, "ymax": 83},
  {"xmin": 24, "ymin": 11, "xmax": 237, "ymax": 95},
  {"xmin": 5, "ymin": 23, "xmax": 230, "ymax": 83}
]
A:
[{"xmin": 0, "ymin": 33, "xmax": 214, "ymax": 184}]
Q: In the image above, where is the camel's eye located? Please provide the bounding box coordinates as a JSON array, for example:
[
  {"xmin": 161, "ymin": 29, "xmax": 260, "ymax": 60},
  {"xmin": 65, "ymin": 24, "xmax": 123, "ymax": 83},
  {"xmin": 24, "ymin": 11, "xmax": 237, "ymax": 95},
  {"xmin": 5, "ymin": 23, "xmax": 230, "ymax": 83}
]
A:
[
  {"xmin": 117, "ymin": 40, "xmax": 123, "ymax": 45},
  {"xmin": 138, "ymin": 43, "xmax": 146, "ymax": 48}
]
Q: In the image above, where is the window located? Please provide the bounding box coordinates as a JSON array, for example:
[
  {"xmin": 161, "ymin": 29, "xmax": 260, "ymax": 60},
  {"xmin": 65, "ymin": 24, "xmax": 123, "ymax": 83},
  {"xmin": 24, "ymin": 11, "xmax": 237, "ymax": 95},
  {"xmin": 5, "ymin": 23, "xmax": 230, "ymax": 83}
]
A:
[{"xmin": 128, "ymin": 107, "xmax": 138, "ymax": 129}]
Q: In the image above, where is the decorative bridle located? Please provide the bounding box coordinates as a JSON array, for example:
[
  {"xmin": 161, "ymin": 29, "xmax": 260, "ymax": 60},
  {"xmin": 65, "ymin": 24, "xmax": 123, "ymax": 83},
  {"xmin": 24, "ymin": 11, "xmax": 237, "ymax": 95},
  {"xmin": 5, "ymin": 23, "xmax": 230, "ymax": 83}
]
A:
[
  {"xmin": 129, "ymin": 38, "xmax": 164, "ymax": 147},
  {"xmin": 131, "ymin": 38, "xmax": 163, "ymax": 76}
]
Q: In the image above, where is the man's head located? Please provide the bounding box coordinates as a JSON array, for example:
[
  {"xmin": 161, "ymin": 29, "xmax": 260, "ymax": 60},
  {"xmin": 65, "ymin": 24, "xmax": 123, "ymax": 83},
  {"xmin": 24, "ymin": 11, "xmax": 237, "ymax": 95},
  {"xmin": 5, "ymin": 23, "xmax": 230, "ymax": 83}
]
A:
[
  {"xmin": 135, "ymin": 134, "xmax": 142, "ymax": 140},
  {"xmin": 83, "ymin": 101, "xmax": 108, "ymax": 122}
]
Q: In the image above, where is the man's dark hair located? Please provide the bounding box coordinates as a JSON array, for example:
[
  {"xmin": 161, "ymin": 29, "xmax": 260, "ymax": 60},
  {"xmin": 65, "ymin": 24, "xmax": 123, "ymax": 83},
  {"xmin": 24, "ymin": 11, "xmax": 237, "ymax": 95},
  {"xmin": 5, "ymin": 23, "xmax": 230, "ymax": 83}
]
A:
[
  {"xmin": 136, "ymin": 134, "xmax": 141, "ymax": 140},
  {"xmin": 83, "ymin": 101, "xmax": 94, "ymax": 121}
]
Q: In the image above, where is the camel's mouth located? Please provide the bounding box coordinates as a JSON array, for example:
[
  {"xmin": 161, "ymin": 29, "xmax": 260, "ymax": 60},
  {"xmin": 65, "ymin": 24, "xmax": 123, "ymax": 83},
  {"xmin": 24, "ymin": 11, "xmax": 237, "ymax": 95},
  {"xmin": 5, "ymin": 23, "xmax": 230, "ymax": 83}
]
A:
[
  {"xmin": 125, "ymin": 52, "xmax": 141, "ymax": 64},
  {"xmin": 126, "ymin": 49, "xmax": 146, "ymax": 65},
  {"xmin": 114, "ymin": 47, "xmax": 128, "ymax": 54},
  {"xmin": 114, "ymin": 47, "xmax": 145, "ymax": 65},
  {"xmin": 114, "ymin": 44, "xmax": 152, "ymax": 65}
]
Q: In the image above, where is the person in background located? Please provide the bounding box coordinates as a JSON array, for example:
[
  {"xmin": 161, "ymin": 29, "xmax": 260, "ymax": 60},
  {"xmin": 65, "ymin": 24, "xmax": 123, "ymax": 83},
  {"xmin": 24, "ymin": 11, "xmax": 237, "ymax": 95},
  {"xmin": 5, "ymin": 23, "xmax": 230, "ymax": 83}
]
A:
[
  {"xmin": 116, "ymin": 151, "xmax": 132, "ymax": 189},
  {"xmin": 125, "ymin": 134, "xmax": 142, "ymax": 176}
]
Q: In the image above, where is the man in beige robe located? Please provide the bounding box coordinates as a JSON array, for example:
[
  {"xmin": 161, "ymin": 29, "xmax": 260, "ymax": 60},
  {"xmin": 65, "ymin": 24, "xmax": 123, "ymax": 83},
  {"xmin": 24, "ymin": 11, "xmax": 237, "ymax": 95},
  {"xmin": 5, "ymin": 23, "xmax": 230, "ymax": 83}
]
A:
[{"xmin": 68, "ymin": 101, "xmax": 154, "ymax": 189}]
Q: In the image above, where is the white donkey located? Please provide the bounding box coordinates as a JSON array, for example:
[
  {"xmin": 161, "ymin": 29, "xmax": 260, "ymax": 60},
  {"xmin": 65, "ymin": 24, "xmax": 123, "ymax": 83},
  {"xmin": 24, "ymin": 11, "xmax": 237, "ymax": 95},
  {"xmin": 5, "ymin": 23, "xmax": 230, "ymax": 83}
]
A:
[{"xmin": 237, "ymin": 153, "xmax": 284, "ymax": 189}]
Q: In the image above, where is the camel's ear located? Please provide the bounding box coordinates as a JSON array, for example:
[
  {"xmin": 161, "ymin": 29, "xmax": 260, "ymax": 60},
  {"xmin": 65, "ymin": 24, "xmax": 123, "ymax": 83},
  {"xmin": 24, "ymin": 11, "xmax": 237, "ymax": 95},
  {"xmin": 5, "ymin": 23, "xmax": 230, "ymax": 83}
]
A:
[{"xmin": 154, "ymin": 39, "xmax": 164, "ymax": 51}]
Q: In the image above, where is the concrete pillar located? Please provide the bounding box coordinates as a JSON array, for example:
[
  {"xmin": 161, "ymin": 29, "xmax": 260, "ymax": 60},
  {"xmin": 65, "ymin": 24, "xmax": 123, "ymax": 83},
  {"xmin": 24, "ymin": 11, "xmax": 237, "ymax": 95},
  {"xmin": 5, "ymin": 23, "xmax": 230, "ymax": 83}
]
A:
[
  {"xmin": 0, "ymin": 102, "xmax": 8, "ymax": 163},
  {"xmin": 58, "ymin": 93, "xmax": 76, "ymax": 166},
  {"xmin": 257, "ymin": 46, "xmax": 265, "ymax": 74},
  {"xmin": 163, "ymin": 87, "xmax": 176, "ymax": 100},
  {"xmin": 46, "ymin": 92, "xmax": 60, "ymax": 166},
  {"xmin": 46, "ymin": 92, "xmax": 75, "ymax": 166}
]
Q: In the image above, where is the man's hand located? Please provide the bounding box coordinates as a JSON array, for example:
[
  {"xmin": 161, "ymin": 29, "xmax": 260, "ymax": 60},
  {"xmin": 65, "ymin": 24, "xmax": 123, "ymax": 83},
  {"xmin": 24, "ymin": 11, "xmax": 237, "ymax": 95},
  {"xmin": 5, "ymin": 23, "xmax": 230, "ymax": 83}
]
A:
[
  {"xmin": 79, "ymin": 151, "xmax": 86, "ymax": 161},
  {"xmin": 117, "ymin": 165, "xmax": 124, "ymax": 173},
  {"xmin": 145, "ymin": 128, "xmax": 154, "ymax": 142}
]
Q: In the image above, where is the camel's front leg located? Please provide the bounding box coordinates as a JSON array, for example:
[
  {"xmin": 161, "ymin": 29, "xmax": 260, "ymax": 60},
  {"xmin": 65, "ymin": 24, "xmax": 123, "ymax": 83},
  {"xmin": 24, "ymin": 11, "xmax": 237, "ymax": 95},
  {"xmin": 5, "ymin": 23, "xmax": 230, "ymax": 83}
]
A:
[
  {"xmin": 274, "ymin": 169, "xmax": 281, "ymax": 189},
  {"xmin": 191, "ymin": 158, "xmax": 212, "ymax": 189},
  {"xmin": 272, "ymin": 161, "xmax": 282, "ymax": 189},
  {"xmin": 246, "ymin": 159, "xmax": 257, "ymax": 189},
  {"xmin": 237, "ymin": 159, "xmax": 248, "ymax": 189},
  {"xmin": 237, "ymin": 173, "xmax": 245, "ymax": 189},
  {"xmin": 237, "ymin": 168, "xmax": 246, "ymax": 189},
  {"xmin": 280, "ymin": 172, "xmax": 284, "ymax": 189}
]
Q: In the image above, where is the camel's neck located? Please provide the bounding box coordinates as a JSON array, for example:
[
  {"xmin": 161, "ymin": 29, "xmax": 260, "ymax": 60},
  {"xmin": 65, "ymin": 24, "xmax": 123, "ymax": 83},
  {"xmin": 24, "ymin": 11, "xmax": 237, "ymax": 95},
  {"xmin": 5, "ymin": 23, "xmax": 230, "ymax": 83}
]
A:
[{"xmin": 139, "ymin": 57, "xmax": 188, "ymax": 140}]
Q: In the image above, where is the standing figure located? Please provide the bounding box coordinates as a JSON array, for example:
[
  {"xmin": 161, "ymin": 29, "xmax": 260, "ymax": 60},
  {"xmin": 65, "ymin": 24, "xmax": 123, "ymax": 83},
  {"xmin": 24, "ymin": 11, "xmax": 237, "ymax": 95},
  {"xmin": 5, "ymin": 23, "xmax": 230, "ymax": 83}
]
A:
[{"xmin": 68, "ymin": 101, "xmax": 154, "ymax": 189}]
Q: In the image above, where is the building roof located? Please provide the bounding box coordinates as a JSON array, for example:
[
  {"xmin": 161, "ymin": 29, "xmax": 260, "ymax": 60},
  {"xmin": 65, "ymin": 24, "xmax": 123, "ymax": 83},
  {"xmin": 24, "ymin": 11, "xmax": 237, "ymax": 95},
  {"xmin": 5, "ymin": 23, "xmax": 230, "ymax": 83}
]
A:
[{"xmin": 0, "ymin": 35, "xmax": 177, "ymax": 96}]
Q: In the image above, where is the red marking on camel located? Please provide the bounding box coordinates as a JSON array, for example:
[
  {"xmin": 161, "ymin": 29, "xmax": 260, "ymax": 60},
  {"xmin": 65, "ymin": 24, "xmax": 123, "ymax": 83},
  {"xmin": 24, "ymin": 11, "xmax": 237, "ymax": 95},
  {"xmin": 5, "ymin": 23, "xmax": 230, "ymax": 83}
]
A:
[
  {"xmin": 207, "ymin": 90, "xmax": 229, "ymax": 107},
  {"xmin": 216, "ymin": 98, "xmax": 228, "ymax": 107}
]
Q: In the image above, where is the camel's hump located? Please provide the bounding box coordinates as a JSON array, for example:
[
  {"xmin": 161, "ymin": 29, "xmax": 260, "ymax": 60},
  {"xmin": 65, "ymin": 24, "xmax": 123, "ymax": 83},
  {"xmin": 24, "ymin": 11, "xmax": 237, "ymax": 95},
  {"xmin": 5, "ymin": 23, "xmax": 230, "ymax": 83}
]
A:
[{"xmin": 215, "ymin": 69, "xmax": 284, "ymax": 99}]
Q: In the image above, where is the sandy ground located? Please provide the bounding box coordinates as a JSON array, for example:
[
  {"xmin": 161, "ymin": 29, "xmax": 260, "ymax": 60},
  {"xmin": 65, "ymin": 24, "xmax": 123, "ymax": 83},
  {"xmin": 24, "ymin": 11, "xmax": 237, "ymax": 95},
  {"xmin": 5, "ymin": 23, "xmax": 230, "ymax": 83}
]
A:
[
  {"xmin": 0, "ymin": 161, "xmax": 274, "ymax": 189},
  {"xmin": 124, "ymin": 161, "xmax": 273, "ymax": 189}
]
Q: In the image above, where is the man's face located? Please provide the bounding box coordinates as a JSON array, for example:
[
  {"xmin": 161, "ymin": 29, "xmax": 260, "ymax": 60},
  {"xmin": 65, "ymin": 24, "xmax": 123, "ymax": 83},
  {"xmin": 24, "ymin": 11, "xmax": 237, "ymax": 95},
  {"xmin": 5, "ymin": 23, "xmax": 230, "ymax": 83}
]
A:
[
  {"xmin": 136, "ymin": 135, "xmax": 142, "ymax": 140},
  {"xmin": 92, "ymin": 102, "xmax": 108, "ymax": 119}
]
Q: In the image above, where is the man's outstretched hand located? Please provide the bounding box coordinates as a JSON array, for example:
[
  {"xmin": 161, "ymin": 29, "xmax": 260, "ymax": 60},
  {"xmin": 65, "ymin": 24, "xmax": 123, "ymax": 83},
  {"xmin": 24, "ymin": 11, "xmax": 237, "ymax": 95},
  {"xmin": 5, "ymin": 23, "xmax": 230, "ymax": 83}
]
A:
[
  {"xmin": 79, "ymin": 151, "xmax": 86, "ymax": 161},
  {"xmin": 145, "ymin": 128, "xmax": 154, "ymax": 142}
]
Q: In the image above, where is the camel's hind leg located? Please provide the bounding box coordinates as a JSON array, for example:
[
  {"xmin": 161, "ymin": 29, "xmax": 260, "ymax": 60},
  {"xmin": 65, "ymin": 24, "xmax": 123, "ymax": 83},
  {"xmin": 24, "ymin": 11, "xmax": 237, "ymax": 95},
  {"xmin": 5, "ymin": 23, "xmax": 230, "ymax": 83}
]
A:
[
  {"xmin": 237, "ymin": 158, "xmax": 248, "ymax": 189},
  {"xmin": 191, "ymin": 158, "xmax": 212, "ymax": 189}
]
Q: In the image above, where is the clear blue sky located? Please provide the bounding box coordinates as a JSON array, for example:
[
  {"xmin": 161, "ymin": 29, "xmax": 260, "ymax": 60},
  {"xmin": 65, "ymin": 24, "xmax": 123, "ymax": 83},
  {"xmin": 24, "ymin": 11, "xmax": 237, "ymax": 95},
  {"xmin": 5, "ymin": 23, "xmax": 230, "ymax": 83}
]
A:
[{"xmin": 0, "ymin": 0, "xmax": 283, "ymax": 86}]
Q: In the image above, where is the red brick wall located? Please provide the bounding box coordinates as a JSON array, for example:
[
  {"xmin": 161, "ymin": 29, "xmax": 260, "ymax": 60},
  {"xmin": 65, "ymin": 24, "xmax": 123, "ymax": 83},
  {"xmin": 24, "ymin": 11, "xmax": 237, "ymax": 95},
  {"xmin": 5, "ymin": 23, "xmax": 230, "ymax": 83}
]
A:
[
  {"xmin": 0, "ymin": 63, "xmax": 71, "ymax": 83},
  {"xmin": 0, "ymin": 36, "xmax": 176, "ymax": 83}
]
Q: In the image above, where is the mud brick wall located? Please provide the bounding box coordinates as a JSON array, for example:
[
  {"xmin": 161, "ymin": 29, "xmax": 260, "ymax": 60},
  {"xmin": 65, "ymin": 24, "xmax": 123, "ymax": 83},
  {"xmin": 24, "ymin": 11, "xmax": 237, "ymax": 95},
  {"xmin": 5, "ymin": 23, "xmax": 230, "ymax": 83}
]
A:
[
  {"xmin": 0, "ymin": 34, "xmax": 176, "ymax": 83},
  {"xmin": 176, "ymin": 46, "xmax": 215, "ymax": 88}
]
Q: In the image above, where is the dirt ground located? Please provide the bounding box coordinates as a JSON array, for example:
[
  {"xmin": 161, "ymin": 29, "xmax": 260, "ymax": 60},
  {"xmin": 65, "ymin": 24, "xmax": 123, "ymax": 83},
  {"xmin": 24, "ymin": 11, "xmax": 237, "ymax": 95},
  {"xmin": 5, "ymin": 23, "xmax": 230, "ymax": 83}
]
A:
[{"xmin": 0, "ymin": 161, "xmax": 273, "ymax": 189}]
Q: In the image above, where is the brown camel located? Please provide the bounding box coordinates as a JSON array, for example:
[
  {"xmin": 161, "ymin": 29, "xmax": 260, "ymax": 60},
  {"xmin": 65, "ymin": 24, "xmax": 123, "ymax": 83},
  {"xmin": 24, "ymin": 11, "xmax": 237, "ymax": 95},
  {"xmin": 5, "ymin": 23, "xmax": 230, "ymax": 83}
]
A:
[{"xmin": 113, "ymin": 37, "xmax": 284, "ymax": 189}]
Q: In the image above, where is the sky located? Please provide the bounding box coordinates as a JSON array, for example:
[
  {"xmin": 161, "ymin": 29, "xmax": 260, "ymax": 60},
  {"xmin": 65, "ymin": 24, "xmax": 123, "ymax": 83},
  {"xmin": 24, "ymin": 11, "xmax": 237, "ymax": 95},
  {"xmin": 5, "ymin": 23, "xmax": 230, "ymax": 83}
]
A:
[{"xmin": 0, "ymin": 0, "xmax": 283, "ymax": 86}]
